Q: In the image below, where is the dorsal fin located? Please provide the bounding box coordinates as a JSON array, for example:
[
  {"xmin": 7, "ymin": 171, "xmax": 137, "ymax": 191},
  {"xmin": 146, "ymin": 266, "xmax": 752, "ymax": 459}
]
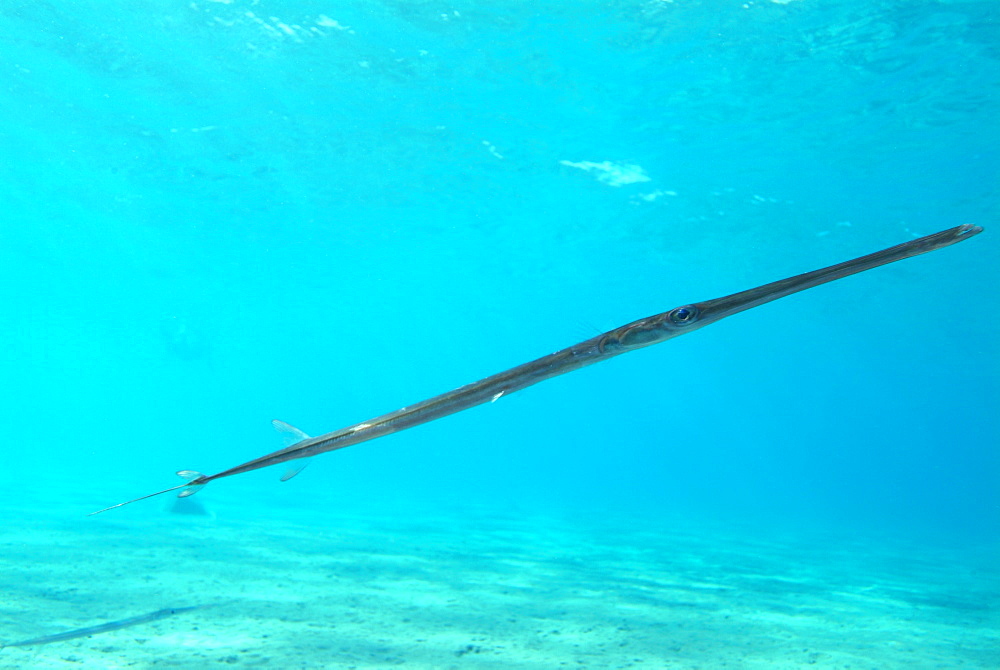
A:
[
  {"xmin": 272, "ymin": 420, "xmax": 313, "ymax": 482},
  {"xmin": 272, "ymin": 419, "xmax": 310, "ymax": 446}
]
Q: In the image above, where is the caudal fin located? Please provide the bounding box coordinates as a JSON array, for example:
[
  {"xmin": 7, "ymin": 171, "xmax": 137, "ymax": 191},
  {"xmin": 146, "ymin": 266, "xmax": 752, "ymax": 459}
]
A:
[
  {"xmin": 89, "ymin": 470, "xmax": 209, "ymax": 516},
  {"xmin": 175, "ymin": 470, "xmax": 208, "ymax": 498}
]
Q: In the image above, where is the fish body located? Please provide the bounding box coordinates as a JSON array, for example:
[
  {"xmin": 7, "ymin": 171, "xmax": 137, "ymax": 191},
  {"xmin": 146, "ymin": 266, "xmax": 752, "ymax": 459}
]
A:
[{"xmin": 90, "ymin": 224, "xmax": 983, "ymax": 516}]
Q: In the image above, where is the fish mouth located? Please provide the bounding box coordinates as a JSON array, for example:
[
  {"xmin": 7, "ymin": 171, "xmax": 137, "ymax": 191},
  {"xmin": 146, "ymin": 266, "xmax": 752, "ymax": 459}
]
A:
[{"xmin": 694, "ymin": 223, "xmax": 983, "ymax": 325}]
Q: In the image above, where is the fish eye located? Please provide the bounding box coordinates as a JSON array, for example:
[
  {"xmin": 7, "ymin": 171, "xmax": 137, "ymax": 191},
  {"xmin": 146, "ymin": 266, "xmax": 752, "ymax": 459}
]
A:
[{"xmin": 669, "ymin": 306, "xmax": 699, "ymax": 325}]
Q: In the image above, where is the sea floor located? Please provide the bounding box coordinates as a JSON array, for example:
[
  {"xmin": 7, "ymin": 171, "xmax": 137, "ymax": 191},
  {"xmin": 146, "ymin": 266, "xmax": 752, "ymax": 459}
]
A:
[{"xmin": 0, "ymin": 496, "xmax": 997, "ymax": 670}]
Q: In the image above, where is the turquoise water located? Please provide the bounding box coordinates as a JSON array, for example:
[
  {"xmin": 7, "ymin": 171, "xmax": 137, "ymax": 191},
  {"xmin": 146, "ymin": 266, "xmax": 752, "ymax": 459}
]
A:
[{"xmin": 1, "ymin": 1, "xmax": 997, "ymax": 668}]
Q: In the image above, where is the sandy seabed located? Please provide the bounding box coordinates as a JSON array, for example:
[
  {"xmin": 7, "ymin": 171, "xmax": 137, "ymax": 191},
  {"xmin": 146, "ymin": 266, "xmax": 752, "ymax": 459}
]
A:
[{"xmin": 0, "ymin": 495, "xmax": 996, "ymax": 670}]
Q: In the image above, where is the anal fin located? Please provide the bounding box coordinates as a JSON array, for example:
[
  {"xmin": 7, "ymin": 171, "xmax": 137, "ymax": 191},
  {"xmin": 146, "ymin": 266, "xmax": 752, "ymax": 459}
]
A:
[
  {"xmin": 272, "ymin": 420, "xmax": 313, "ymax": 482},
  {"xmin": 279, "ymin": 459, "xmax": 311, "ymax": 482}
]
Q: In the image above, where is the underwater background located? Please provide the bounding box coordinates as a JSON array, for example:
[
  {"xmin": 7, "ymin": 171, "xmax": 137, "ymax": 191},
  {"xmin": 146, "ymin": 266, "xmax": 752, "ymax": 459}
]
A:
[{"xmin": 1, "ymin": 1, "xmax": 997, "ymax": 668}]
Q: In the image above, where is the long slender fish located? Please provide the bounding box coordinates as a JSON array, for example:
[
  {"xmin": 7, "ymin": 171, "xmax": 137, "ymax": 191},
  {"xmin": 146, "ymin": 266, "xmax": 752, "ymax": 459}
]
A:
[
  {"xmin": 0, "ymin": 606, "xmax": 205, "ymax": 649},
  {"xmin": 91, "ymin": 224, "xmax": 983, "ymax": 516}
]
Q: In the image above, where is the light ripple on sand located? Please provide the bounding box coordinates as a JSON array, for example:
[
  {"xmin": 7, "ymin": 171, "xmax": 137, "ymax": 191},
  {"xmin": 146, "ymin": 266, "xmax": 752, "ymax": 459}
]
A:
[{"xmin": 0, "ymin": 503, "xmax": 996, "ymax": 669}]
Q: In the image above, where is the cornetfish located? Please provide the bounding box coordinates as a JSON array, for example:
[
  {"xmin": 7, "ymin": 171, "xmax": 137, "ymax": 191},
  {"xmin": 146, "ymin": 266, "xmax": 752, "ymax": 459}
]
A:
[
  {"xmin": 0, "ymin": 606, "xmax": 205, "ymax": 649},
  {"xmin": 91, "ymin": 224, "xmax": 982, "ymax": 516}
]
